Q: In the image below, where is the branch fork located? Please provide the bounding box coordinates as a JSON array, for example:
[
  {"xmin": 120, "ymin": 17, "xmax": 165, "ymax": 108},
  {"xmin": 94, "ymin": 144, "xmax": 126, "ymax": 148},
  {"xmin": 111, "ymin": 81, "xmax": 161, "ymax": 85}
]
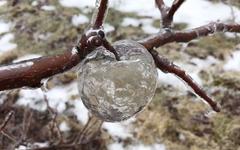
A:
[{"xmin": 155, "ymin": 0, "xmax": 185, "ymax": 28}]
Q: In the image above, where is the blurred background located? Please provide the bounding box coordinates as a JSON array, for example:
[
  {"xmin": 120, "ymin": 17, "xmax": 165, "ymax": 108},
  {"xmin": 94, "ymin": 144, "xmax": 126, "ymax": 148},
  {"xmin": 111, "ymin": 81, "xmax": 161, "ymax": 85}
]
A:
[{"xmin": 0, "ymin": 0, "xmax": 240, "ymax": 149}]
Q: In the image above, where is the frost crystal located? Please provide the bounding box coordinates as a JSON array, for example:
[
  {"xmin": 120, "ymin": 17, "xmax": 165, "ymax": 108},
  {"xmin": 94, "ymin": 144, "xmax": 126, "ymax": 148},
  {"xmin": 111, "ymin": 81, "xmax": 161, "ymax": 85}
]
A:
[{"xmin": 78, "ymin": 40, "xmax": 158, "ymax": 122}]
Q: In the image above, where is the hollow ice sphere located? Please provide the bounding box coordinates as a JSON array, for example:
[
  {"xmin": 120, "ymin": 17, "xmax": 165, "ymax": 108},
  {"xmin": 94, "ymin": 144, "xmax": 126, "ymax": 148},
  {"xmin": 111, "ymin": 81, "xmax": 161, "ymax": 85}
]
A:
[{"xmin": 77, "ymin": 40, "xmax": 158, "ymax": 122}]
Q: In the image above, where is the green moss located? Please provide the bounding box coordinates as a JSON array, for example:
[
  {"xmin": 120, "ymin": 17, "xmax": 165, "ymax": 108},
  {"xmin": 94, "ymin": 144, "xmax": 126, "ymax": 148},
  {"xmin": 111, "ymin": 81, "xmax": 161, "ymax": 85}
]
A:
[
  {"xmin": 186, "ymin": 34, "xmax": 238, "ymax": 59},
  {"xmin": 212, "ymin": 72, "xmax": 240, "ymax": 91},
  {"xmin": 1, "ymin": 0, "xmax": 86, "ymax": 56}
]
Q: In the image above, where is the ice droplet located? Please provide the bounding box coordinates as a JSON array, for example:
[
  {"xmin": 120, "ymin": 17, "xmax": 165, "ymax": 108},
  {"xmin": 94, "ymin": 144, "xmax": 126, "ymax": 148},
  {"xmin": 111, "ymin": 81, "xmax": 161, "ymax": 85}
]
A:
[{"xmin": 77, "ymin": 40, "xmax": 158, "ymax": 122}]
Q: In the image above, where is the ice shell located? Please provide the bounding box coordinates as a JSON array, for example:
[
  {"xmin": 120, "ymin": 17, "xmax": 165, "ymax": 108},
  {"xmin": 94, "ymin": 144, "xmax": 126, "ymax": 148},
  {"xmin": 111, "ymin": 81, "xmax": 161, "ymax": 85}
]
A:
[{"xmin": 78, "ymin": 40, "xmax": 158, "ymax": 122}]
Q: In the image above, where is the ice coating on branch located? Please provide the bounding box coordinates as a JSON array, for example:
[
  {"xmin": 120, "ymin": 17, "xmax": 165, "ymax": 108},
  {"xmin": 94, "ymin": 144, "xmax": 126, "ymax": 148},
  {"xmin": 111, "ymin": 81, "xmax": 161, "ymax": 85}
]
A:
[{"xmin": 78, "ymin": 40, "xmax": 158, "ymax": 122}]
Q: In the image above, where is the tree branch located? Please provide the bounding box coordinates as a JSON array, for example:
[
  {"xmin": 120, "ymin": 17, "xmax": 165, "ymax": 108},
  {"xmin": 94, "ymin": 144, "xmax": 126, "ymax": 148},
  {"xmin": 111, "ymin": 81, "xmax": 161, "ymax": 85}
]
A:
[
  {"xmin": 155, "ymin": 0, "xmax": 167, "ymax": 12},
  {"xmin": 155, "ymin": 0, "xmax": 185, "ymax": 28},
  {"xmin": 150, "ymin": 50, "xmax": 220, "ymax": 112},
  {"xmin": 0, "ymin": 49, "xmax": 81, "ymax": 91},
  {"xmin": 167, "ymin": 0, "xmax": 185, "ymax": 22},
  {"xmin": 0, "ymin": 22, "xmax": 239, "ymax": 91},
  {"xmin": 139, "ymin": 22, "xmax": 240, "ymax": 50},
  {"xmin": 0, "ymin": 0, "xmax": 112, "ymax": 91},
  {"xmin": 92, "ymin": 0, "xmax": 109, "ymax": 29}
]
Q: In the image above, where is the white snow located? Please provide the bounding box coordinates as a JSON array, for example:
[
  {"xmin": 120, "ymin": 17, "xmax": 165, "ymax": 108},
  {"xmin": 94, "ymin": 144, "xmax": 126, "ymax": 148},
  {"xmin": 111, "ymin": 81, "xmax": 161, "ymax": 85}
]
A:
[
  {"xmin": 128, "ymin": 144, "xmax": 166, "ymax": 150},
  {"xmin": 104, "ymin": 23, "xmax": 115, "ymax": 33},
  {"xmin": 46, "ymin": 87, "xmax": 69, "ymax": 113},
  {"xmin": 17, "ymin": 88, "xmax": 46, "ymax": 111},
  {"xmin": 0, "ymin": 33, "xmax": 17, "ymax": 52},
  {"xmin": 224, "ymin": 50, "xmax": 240, "ymax": 72},
  {"xmin": 71, "ymin": 99, "xmax": 89, "ymax": 124},
  {"xmin": 102, "ymin": 122, "xmax": 132, "ymax": 139},
  {"xmin": 108, "ymin": 143, "xmax": 125, "ymax": 150},
  {"xmin": 15, "ymin": 142, "xmax": 49, "ymax": 150},
  {"xmin": 15, "ymin": 145, "xmax": 28, "ymax": 150},
  {"xmin": 59, "ymin": 0, "xmax": 240, "ymax": 30},
  {"xmin": 122, "ymin": 18, "xmax": 141, "ymax": 27},
  {"xmin": 59, "ymin": 0, "xmax": 93, "ymax": 8},
  {"xmin": 108, "ymin": 143, "xmax": 166, "ymax": 150},
  {"xmin": 173, "ymin": 0, "xmax": 240, "ymax": 28},
  {"xmin": 31, "ymin": 1, "xmax": 38, "ymax": 6},
  {"xmin": 0, "ymin": 20, "xmax": 11, "ymax": 34},
  {"xmin": 0, "ymin": 1, "xmax": 7, "ymax": 7},
  {"xmin": 122, "ymin": 18, "xmax": 159, "ymax": 34},
  {"xmin": 72, "ymin": 14, "xmax": 89, "ymax": 26},
  {"xmin": 41, "ymin": 5, "xmax": 56, "ymax": 11},
  {"xmin": 59, "ymin": 121, "xmax": 71, "ymax": 132}
]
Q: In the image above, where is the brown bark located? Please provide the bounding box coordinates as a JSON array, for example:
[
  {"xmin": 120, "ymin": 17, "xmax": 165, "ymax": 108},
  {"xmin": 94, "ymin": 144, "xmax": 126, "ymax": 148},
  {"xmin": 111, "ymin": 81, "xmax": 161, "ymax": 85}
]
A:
[
  {"xmin": 139, "ymin": 22, "xmax": 240, "ymax": 50},
  {"xmin": 0, "ymin": 49, "xmax": 81, "ymax": 91}
]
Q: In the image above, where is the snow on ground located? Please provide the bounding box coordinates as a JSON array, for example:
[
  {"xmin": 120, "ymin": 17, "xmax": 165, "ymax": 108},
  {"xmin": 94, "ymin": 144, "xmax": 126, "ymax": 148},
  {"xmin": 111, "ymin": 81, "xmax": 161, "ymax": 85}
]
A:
[
  {"xmin": 104, "ymin": 23, "xmax": 115, "ymax": 33},
  {"xmin": 157, "ymin": 55, "xmax": 220, "ymax": 91},
  {"xmin": 59, "ymin": 121, "xmax": 71, "ymax": 132},
  {"xmin": 16, "ymin": 81, "xmax": 90, "ymax": 124},
  {"xmin": 72, "ymin": 14, "xmax": 89, "ymax": 26},
  {"xmin": 0, "ymin": 33, "xmax": 17, "ymax": 53},
  {"xmin": 108, "ymin": 143, "xmax": 166, "ymax": 150},
  {"xmin": 0, "ymin": 20, "xmax": 11, "ymax": 34},
  {"xmin": 0, "ymin": 1, "xmax": 6, "ymax": 7},
  {"xmin": 102, "ymin": 121, "xmax": 133, "ymax": 139},
  {"xmin": 224, "ymin": 50, "xmax": 240, "ymax": 72},
  {"xmin": 59, "ymin": 0, "xmax": 240, "ymax": 30},
  {"xmin": 70, "ymin": 98, "xmax": 89, "ymax": 124},
  {"xmin": 0, "ymin": 19, "xmax": 16, "ymax": 53},
  {"xmin": 41, "ymin": 5, "xmax": 56, "ymax": 11}
]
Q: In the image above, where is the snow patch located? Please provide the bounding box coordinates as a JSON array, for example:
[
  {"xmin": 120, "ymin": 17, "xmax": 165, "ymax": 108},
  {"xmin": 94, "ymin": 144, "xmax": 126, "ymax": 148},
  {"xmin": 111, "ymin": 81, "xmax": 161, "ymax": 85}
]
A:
[
  {"xmin": 59, "ymin": 121, "xmax": 71, "ymax": 132},
  {"xmin": 71, "ymin": 99, "xmax": 89, "ymax": 125},
  {"xmin": 0, "ymin": 20, "xmax": 11, "ymax": 34},
  {"xmin": 224, "ymin": 50, "xmax": 240, "ymax": 72},
  {"xmin": 59, "ymin": 0, "xmax": 93, "ymax": 8},
  {"xmin": 102, "ymin": 118, "xmax": 134, "ymax": 139},
  {"xmin": 122, "ymin": 17, "xmax": 141, "ymax": 27},
  {"xmin": 41, "ymin": 5, "xmax": 56, "ymax": 11},
  {"xmin": 122, "ymin": 18, "xmax": 159, "ymax": 34},
  {"xmin": 0, "ymin": 33, "xmax": 17, "ymax": 53},
  {"xmin": 17, "ymin": 88, "xmax": 46, "ymax": 111},
  {"xmin": 108, "ymin": 143, "xmax": 166, "ymax": 150},
  {"xmin": 59, "ymin": 0, "xmax": 240, "ymax": 29},
  {"xmin": 0, "ymin": 1, "xmax": 7, "ymax": 7},
  {"xmin": 104, "ymin": 23, "xmax": 115, "ymax": 33},
  {"xmin": 72, "ymin": 14, "xmax": 89, "ymax": 26}
]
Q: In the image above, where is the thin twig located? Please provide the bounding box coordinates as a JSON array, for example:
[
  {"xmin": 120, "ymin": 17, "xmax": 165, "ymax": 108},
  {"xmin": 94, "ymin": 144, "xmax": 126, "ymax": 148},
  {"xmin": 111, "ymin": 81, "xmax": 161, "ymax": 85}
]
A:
[
  {"xmin": 150, "ymin": 49, "xmax": 221, "ymax": 112},
  {"xmin": 167, "ymin": 0, "xmax": 185, "ymax": 21},
  {"xmin": 43, "ymin": 92, "xmax": 63, "ymax": 144},
  {"xmin": 139, "ymin": 22, "xmax": 240, "ymax": 50},
  {"xmin": 155, "ymin": 0, "xmax": 185, "ymax": 28},
  {"xmin": 102, "ymin": 39, "xmax": 120, "ymax": 61},
  {"xmin": 0, "ymin": 111, "xmax": 17, "ymax": 143},
  {"xmin": 155, "ymin": 0, "xmax": 167, "ymax": 13},
  {"xmin": 92, "ymin": 0, "xmax": 109, "ymax": 29},
  {"xmin": 0, "ymin": 111, "xmax": 14, "ymax": 131}
]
